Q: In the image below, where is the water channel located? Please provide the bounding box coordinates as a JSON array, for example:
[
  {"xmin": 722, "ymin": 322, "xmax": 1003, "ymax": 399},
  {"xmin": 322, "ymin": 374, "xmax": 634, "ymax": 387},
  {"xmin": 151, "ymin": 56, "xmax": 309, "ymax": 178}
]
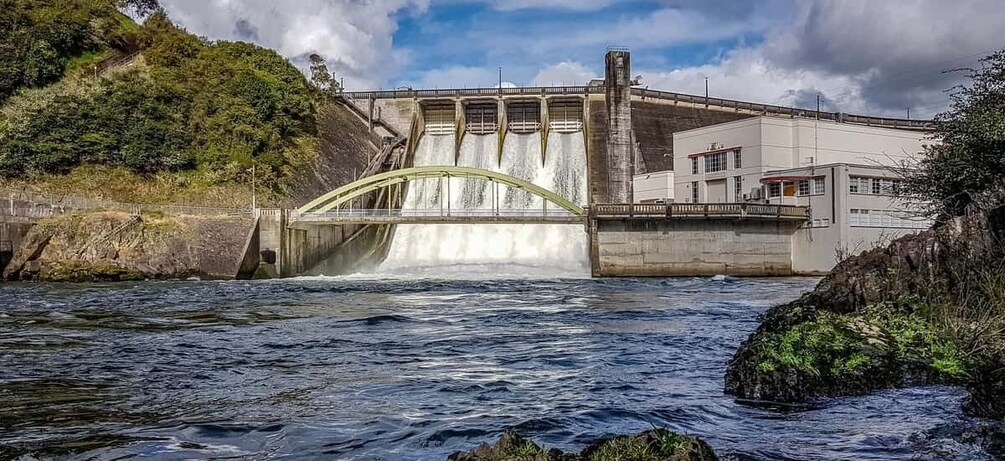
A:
[{"xmin": 0, "ymin": 276, "xmax": 991, "ymax": 460}]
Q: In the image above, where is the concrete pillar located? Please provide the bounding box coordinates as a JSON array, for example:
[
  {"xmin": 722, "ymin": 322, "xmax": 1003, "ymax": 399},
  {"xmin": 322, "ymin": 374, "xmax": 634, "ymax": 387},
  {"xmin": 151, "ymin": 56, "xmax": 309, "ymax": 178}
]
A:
[
  {"xmin": 540, "ymin": 98, "xmax": 550, "ymax": 166},
  {"xmin": 455, "ymin": 99, "xmax": 465, "ymax": 165},
  {"xmin": 497, "ymin": 98, "xmax": 508, "ymax": 167},
  {"xmin": 605, "ymin": 49, "xmax": 634, "ymax": 204}
]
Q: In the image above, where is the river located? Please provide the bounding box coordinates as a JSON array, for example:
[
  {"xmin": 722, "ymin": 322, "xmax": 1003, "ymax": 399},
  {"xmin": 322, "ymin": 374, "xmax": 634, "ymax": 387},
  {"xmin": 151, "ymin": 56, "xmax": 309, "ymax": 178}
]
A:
[{"xmin": 0, "ymin": 276, "xmax": 992, "ymax": 460}]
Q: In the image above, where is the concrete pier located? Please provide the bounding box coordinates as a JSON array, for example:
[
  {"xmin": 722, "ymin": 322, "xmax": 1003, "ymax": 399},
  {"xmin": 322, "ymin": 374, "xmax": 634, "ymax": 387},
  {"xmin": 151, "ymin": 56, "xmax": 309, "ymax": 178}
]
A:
[
  {"xmin": 603, "ymin": 49, "xmax": 634, "ymax": 204},
  {"xmin": 587, "ymin": 204, "xmax": 809, "ymax": 277}
]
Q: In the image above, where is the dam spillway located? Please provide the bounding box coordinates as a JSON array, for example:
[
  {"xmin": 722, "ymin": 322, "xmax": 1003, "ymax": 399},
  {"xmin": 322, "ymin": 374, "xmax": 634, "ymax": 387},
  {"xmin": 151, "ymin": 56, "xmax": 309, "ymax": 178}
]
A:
[{"xmin": 378, "ymin": 119, "xmax": 589, "ymax": 276}]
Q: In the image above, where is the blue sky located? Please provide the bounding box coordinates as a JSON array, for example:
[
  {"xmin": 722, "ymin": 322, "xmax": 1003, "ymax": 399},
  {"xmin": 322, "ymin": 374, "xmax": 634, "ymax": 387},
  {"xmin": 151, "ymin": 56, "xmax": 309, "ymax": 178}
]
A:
[
  {"xmin": 160, "ymin": 0, "xmax": 1004, "ymax": 118},
  {"xmin": 391, "ymin": 2, "xmax": 767, "ymax": 88}
]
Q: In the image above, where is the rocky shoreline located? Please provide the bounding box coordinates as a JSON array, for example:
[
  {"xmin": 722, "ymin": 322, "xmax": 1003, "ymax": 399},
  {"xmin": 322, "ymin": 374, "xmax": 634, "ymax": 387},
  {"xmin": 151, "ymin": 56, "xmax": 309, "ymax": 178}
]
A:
[
  {"xmin": 725, "ymin": 205, "xmax": 1005, "ymax": 420},
  {"xmin": 2, "ymin": 211, "xmax": 253, "ymax": 282}
]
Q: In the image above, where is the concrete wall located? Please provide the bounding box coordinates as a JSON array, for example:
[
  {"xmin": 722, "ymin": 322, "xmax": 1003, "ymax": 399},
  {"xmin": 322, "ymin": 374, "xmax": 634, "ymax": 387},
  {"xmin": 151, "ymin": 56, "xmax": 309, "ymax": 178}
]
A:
[
  {"xmin": 587, "ymin": 95, "xmax": 611, "ymax": 205},
  {"xmin": 372, "ymin": 98, "xmax": 417, "ymax": 135},
  {"xmin": 289, "ymin": 102, "xmax": 383, "ymax": 206},
  {"xmin": 632, "ymin": 100, "xmax": 752, "ymax": 174},
  {"xmin": 590, "ymin": 218, "xmax": 801, "ymax": 277},
  {"xmin": 0, "ymin": 221, "xmax": 33, "ymax": 274}
]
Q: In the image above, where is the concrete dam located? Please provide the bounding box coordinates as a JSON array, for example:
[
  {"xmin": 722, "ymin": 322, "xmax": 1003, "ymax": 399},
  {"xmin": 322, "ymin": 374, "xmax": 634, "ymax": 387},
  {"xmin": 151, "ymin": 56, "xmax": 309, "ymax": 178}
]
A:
[
  {"xmin": 380, "ymin": 103, "xmax": 589, "ymax": 276},
  {"xmin": 243, "ymin": 50, "xmax": 929, "ymax": 279}
]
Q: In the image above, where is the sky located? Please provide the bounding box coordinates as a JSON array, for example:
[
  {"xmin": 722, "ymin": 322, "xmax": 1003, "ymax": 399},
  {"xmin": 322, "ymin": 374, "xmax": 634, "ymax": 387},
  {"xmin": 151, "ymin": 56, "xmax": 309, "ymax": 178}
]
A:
[{"xmin": 158, "ymin": 0, "xmax": 1005, "ymax": 118}]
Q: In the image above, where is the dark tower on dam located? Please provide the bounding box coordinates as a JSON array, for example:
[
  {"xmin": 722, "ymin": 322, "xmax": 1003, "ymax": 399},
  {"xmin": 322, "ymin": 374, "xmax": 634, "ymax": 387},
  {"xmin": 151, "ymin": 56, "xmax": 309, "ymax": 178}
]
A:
[{"xmin": 603, "ymin": 48, "xmax": 634, "ymax": 204}]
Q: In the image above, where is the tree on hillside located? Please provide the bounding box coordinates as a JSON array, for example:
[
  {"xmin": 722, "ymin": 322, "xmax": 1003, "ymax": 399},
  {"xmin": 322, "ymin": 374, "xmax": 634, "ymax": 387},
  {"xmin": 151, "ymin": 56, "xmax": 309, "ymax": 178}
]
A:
[
  {"xmin": 308, "ymin": 54, "xmax": 341, "ymax": 95},
  {"xmin": 116, "ymin": 0, "xmax": 159, "ymax": 16},
  {"xmin": 902, "ymin": 50, "xmax": 1005, "ymax": 218},
  {"xmin": 138, "ymin": 10, "xmax": 203, "ymax": 68},
  {"xmin": 1, "ymin": 11, "xmax": 317, "ymax": 188},
  {"xmin": 0, "ymin": 0, "xmax": 149, "ymax": 101}
]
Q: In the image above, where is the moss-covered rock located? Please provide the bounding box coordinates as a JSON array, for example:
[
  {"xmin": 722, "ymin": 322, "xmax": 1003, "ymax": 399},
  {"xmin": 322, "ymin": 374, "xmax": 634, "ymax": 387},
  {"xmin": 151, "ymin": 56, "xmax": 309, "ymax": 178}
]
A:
[
  {"xmin": 580, "ymin": 429, "xmax": 717, "ymax": 461},
  {"xmin": 726, "ymin": 300, "xmax": 971, "ymax": 403},
  {"xmin": 448, "ymin": 430, "xmax": 716, "ymax": 461},
  {"xmin": 447, "ymin": 432, "xmax": 566, "ymax": 461},
  {"xmin": 727, "ymin": 204, "xmax": 1005, "ymax": 416}
]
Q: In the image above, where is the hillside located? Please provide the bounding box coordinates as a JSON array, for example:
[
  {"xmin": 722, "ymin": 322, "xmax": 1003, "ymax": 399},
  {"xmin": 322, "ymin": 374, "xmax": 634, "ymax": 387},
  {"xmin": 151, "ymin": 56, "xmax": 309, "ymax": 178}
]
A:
[{"xmin": 0, "ymin": 0, "xmax": 357, "ymax": 207}]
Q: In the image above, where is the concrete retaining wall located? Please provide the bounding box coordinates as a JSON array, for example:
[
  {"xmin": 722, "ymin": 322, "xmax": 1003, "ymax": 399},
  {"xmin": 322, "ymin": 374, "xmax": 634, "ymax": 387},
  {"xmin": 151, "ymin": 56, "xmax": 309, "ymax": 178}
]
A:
[
  {"xmin": 590, "ymin": 218, "xmax": 801, "ymax": 277},
  {"xmin": 0, "ymin": 221, "xmax": 33, "ymax": 274},
  {"xmin": 253, "ymin": 211, "xmax": 393, "ymax": 278}
]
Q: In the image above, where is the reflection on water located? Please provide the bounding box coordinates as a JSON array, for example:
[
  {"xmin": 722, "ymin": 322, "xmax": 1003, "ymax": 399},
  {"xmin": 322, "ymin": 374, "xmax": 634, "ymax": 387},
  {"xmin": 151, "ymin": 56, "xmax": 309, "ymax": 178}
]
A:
[{"xmin": 0, "ymin": 277, "xmax": 993, "ymax": 460}]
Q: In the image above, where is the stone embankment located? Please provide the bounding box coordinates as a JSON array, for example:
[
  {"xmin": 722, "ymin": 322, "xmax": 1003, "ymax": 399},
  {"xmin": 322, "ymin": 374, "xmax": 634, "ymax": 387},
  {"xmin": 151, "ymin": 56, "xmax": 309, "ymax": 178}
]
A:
[
  {"xmin": 725, "ymin": 204, "xmax": 1005, "ymax": 420},
  {"xmin": 3, "ymin": 211, "xmax": 253, "ymax": 282}
]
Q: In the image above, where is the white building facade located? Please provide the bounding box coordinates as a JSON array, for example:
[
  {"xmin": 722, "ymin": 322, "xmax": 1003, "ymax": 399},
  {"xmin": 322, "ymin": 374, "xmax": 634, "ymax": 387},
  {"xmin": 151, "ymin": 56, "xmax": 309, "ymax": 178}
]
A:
[
  {"xmin": 633, "ymin": 170, "xmax": 674, "ymax": 203},
  {"xmin": 672, "ymin": 116, "xmax": 932, "ymax": 274}
]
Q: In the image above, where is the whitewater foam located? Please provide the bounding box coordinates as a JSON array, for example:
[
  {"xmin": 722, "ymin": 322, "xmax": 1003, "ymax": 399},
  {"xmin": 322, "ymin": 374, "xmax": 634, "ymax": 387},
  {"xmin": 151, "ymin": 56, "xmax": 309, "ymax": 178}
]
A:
[{"xmin": 377, "ymin": 132, "xmax": 589, "ymax": 276}]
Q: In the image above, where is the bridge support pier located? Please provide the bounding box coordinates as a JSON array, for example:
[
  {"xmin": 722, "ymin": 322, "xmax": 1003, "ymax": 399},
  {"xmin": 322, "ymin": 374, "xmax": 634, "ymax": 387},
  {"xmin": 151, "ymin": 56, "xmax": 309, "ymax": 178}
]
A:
[{"xmin": 244, "ymin": 210, "xmax": 394, "ymax": 278}]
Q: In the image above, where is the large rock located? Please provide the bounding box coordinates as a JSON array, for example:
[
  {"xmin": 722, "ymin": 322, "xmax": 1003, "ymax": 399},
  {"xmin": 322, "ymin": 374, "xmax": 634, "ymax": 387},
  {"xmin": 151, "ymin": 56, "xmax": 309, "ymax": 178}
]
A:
[
  {"xmin": 725, "ymin": 205, "xmax": 1005, "ymax": 415},
  {"xmin": 3, "ymin": 211, "xmax": 253, "ymax": 282}
]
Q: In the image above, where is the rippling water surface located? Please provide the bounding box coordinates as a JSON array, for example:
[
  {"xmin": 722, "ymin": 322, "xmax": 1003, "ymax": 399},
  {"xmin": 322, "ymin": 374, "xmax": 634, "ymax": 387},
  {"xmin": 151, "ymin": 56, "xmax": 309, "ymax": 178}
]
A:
[{"xmin": 0, "ymin": 277, "xmax": 993, "ymax": 460}]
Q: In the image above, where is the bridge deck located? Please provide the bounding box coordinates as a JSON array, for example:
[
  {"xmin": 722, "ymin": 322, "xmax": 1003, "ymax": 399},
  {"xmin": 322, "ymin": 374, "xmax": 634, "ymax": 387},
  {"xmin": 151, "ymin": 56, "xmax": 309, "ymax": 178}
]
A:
[
  {"xmin": 590, "ymin": 203, "xmax": 810, "ymax": 220},
  {"xmin": 291, "ymin": 209, "xmax": 583, "ymax": 226},
  {"xmin": 289, "ymin": 203, "xmax": 809, "ymax": 226}
]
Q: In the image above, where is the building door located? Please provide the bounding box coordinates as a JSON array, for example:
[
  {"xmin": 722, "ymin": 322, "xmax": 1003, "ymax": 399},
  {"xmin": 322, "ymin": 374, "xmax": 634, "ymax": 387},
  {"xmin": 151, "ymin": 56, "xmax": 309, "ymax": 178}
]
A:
[{"xmin": 707, "ymin": 179, "xmax": 728, "ymax": 203}]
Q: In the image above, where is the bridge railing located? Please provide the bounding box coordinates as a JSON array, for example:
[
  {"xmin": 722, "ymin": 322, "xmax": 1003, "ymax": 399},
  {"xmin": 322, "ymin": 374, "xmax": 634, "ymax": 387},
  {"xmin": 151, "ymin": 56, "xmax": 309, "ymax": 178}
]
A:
[
  {"xmin": 294, "ymin": 208, "xmax": 580, "ymax": 220},
  {"xmin": 589, "ymin": 203, "xmax": 810, "ymax": 219},
  {"xmin": 341, "ymin": 86, "xmax": 932, "ymax": 130},
  {"xmin": 1, "ymin": 188, "xmax": 252, "ymax": 218}
]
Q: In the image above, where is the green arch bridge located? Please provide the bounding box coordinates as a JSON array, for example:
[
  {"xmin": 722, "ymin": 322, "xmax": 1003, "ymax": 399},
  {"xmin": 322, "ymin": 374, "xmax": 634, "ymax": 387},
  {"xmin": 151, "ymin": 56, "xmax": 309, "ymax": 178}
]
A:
[{"xmin": 293, "ymin": 166, "xmax": 585, "ymax": 225}]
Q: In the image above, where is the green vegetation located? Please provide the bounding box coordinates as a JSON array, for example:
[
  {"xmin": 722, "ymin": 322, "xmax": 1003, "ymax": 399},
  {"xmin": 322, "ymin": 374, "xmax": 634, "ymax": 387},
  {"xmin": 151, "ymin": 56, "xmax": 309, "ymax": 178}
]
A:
[
  {"xmin": 448, "ymin": 430, "xmax": 717, "ymax": 461},
  {"xmin": 581, "ymin": 429, "xmax": 717, "ymax": 461},
  {"xmin": 0, "ymin": 1, "xmax": 319, "ymax": 194},
  {"xmin": 753, "ymin": 300, "xmax": 971, "ymax": 386},
  {"xmin": 902, "ymin": 50, "xmax": 1005, "ymax": 218}
]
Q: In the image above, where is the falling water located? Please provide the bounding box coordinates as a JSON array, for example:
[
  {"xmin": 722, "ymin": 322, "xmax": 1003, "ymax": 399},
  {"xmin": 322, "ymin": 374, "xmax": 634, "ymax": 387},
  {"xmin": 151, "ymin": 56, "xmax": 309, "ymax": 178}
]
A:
[{"xmin": 378, "ymin": 132, "xmax": 589, "ymax": 277}]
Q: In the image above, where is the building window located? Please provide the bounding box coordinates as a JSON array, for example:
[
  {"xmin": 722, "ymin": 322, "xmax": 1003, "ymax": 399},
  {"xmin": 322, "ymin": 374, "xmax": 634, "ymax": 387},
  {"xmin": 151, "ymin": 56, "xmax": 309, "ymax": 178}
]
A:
[
  {"xmin": 705, "ymin": 152, "xmax": 727, "ymax": 173},
  {"xmin": 798, "ymin": 180, "xmax": 811, "ymax": 196},
  {"xmin": 733, "ymin": 150, "xmax": 742, "ymax": 169},
  {"xmin": 814, "ymin": 178, "xmax": 826, "ymax": 195},
  {"xmin": 734, "ymin": 176, "xmax": 743, "ymax": 201},
  {"xmin": 850, "ymin": 176, "xmax": 902, "ymax": 195},
  {"xmin": 806, "ymin": 218, "xmax": 831, "ymax": 228},
  {"xmin": 691, "ymin": 181, "xmax": 700, "ymax": 202},
  {"xmin": 850, "ymin": 208, "xmax": 934, "ymax": 228},
  {"xmin": 691, "ymin": 157, "xmax": 699, "ymax": 175},
  {"xmin": 768, "ymin": 183, "xmax": 781, "ymax": 198}
]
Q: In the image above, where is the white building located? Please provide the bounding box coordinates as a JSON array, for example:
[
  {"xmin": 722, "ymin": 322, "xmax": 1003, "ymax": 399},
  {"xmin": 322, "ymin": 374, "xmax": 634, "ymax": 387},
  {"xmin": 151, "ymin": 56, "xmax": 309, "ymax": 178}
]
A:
[
  {"xmin": 672, "ymin": 116, "xmax": 932, "ymax": 274},
  {"xmin": 633, "ymin": 170, "xmax": 674, "ymax": 203}
]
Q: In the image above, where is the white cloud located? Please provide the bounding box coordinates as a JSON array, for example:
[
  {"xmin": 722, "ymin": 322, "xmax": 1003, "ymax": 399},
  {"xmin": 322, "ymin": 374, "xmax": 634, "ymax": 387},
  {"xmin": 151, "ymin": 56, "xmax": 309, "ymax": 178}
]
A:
[
  {"xmin": 638, "ymin": 48, "xmax": 870, "ymax": 114},
  {"xmin": 530, "ymin": 62, "xmax": 597, "ymax": 87},
  {"xmin": 159, "ymin": 0, "xmax": 428, "ymax": 89}
]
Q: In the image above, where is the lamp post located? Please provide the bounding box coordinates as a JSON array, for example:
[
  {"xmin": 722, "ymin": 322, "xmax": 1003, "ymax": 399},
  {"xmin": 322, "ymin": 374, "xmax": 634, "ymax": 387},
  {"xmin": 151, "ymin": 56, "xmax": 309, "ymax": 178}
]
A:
[{"xmin": 251, "ymin": 164, "xmax": 257, "ymax": 212}]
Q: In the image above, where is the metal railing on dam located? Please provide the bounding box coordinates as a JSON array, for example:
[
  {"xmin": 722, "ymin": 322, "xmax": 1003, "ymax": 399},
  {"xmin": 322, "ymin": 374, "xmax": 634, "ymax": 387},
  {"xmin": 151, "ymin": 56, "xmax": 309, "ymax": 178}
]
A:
[
  {"xmin": 340, "ymin": 86, "xmax": 932, "ymax": 131},
  {"xmin": 290, "ymin": 208, "xmax": 583, "ymax": 225},
  {"xmin": 589, "ymin": 203, "xmax": 810, "ymax": 220},
  {"xmin": 2, "ymin": 188, "xmax": 252, "ymax": 220}
]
